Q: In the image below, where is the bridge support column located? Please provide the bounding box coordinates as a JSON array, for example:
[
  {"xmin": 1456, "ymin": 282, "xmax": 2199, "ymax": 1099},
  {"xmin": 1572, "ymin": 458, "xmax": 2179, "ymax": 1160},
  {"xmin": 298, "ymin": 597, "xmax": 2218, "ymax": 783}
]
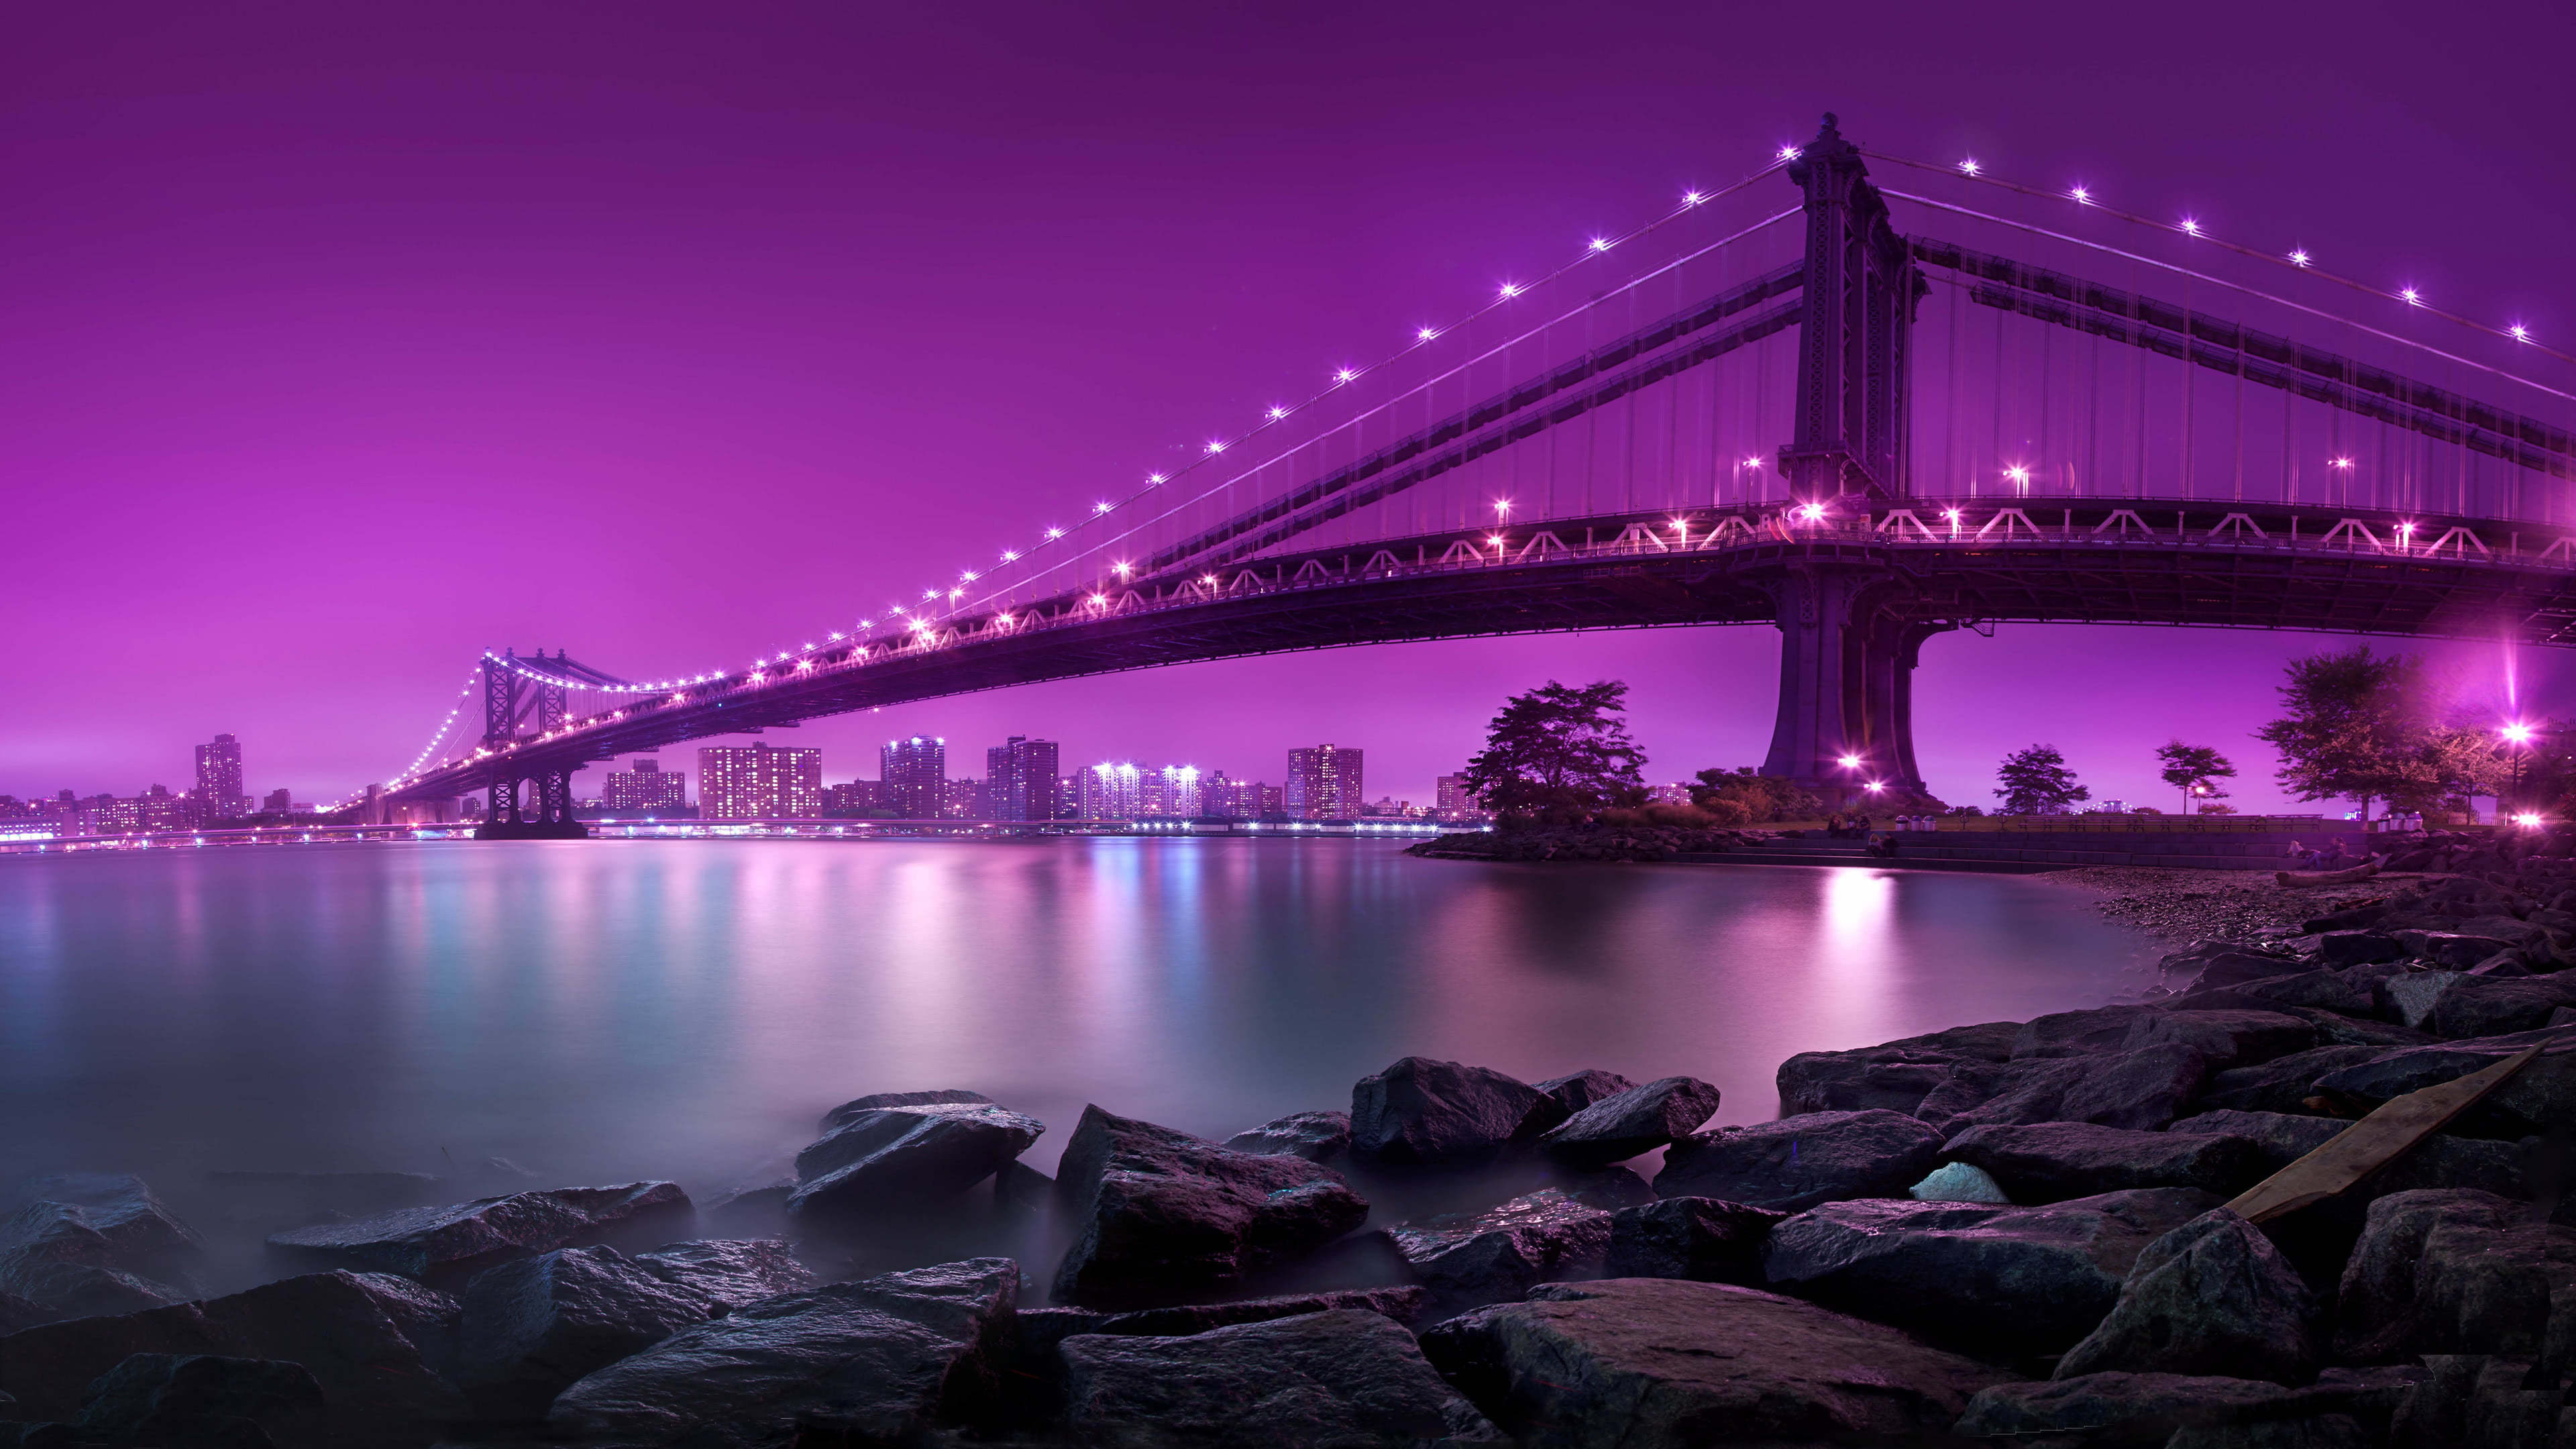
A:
[
  {"xmin": 1760, "ymin": 567, "xmax": 1943, "ymax": 805},
  {"xmin": 473, "ymin": 769, "xmax": 588, "ymax": 839}
]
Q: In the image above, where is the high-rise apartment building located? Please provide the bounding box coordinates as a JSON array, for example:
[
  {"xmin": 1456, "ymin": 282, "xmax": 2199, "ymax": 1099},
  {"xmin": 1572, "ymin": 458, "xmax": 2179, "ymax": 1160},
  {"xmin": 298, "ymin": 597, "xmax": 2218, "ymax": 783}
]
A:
[
  {"xmin": 1079, "ymin": 761, "xmax": 1143, "ymax": 820},
  {"xmin": 984, "ymin": 736, "xmax": 1061, "ymax": 821},
  {"xmin": 193, "ymin": 735, "xmax": 249, "ymax": 820},
  {"xmin": 1435, "ymin": 773, "xmax": 1487, "ymax": 818},
  {"xmin": 603, "ymin": 758, "xmax": 689, "ymax": 814},
  {"xmin": 879, "ymin": 736, "xmax": 947, "ymax": 819},
  {"xmin": 697, "ymin": 743, "xmax": 822, "ymax": 819},
  {"xmin": 1159, "ymin": 765, "xmax": 1203, "ymax": 818},
  {"xmin": 1285, "ymin": 745, "xmax": 1363, "ymax": 819}
]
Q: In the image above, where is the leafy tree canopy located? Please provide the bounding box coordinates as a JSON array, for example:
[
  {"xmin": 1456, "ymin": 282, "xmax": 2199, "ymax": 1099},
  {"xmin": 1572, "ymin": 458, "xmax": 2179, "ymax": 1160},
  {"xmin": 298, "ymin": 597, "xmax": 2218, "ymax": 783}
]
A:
[
  {"xmin": 1995, "ymin": 744, "xmax": 2091, "ymax": 815},
  {"xmin": 1458, "ymin": 679, "xmax": 1649, "ymax": 824},
  {"xmin": 2251, "ymin": 646, "xmax": 2503, "ymax": 818},
  {"xmin": 2155, "ymin": 740, "xmax": 2237, "ymax": 810}
]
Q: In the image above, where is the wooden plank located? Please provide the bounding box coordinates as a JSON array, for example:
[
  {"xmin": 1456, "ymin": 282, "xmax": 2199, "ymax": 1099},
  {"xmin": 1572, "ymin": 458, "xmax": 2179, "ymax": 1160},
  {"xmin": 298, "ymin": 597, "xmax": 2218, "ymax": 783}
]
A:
[
  {"xmin": 2226, "ymin": 1042, "xmax": 2549, "ymax": 1224},
  {"xmin": 2275, "ymin": 859, "xmax": 2383, "ymax": 888}
]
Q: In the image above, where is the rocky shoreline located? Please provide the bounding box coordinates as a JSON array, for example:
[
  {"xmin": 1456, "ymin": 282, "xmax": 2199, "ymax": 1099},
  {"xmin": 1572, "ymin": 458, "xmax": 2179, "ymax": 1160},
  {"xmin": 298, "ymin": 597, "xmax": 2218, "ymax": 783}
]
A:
[{"xmin": 3, "ymin": 855, "xmax": 2573, "ymax": 1446}]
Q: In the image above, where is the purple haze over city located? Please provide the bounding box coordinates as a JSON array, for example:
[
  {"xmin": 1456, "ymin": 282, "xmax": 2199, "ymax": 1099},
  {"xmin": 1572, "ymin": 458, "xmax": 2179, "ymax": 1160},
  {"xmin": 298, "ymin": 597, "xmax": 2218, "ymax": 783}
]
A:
[{"xmin": 5, "ymin": 1, "xmax": 2575, "ymax": 813}]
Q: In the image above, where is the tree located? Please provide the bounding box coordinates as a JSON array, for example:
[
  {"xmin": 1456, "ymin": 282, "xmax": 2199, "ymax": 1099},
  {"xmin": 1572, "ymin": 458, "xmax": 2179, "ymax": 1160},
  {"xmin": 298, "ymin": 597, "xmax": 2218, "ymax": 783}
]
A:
[
  {"xmin": 1458, "ymin": 680, "xmax": 1649, "ymax": 824},
  {"xmin": 1690, "ymin": 766, "xmax": 1821, "ymax": 824},
  {"xmin": 2253, "ymin": 647, "xmax": 2505, "ymax": 820},
  {"xmin": 1994, "ymin": 744, "xmax": 2090, "ymax": 815},
  {"xmin": 2155, "ymin": 740, "xmax": 2238, "ymax": 814}
]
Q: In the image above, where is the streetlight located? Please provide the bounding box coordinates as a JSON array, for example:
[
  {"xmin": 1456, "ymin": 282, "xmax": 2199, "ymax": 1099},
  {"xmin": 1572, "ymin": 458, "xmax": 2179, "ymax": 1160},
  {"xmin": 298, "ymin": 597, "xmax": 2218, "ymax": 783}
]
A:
[{"xmin": 2500, "ymin": 721, "xmax": 2537, "ymax": 821}]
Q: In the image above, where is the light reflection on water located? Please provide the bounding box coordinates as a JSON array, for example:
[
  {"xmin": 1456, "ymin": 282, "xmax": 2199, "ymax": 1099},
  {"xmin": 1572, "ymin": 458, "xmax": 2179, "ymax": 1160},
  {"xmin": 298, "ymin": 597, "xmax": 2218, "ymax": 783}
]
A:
[{"xmin": 0, "ymin": 837, "xmax": 2145, "ymax": 1213}]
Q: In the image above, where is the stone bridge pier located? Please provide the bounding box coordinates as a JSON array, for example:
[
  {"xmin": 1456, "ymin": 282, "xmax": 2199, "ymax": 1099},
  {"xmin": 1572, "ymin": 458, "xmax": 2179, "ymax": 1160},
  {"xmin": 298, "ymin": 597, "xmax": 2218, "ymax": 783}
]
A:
[{"xmin": 1758, "ymin": 565, "xmax": 1948, "ymax": 806}]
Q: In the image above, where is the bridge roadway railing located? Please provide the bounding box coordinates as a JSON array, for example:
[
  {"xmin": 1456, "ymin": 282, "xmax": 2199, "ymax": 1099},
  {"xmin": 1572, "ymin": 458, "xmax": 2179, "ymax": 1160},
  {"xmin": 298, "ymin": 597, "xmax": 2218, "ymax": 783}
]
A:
[{"xmin": 394, "ymin": 494, "xmax": 2576, "ymax": 801}]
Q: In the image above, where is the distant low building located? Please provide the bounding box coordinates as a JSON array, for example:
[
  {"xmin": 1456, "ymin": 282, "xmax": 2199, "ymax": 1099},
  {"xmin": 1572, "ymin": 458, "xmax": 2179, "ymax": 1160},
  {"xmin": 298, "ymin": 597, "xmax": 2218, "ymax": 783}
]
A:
[
  {"xmin": 1646, "ymin": 783, "xmax": 1693, "ymax": 805},
  {"xmin": 1435, "ymin": 773, "xmax": 1489, "ymax": 819},
  {"xmin": 822, "ymin": 780, "xmax": 888, "ymax": 817}
]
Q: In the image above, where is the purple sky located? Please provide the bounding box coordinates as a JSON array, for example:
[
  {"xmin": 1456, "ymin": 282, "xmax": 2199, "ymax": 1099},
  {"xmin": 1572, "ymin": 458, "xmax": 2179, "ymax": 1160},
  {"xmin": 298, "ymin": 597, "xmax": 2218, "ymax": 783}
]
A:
[{"xmin": 7, "ymin": 1, "xmax": 2575, "ymax": 813}]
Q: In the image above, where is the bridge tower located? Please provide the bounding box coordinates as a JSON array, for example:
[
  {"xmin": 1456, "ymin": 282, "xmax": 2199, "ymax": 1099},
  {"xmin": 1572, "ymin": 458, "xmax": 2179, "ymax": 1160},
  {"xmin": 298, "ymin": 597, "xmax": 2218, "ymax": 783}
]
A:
[
  {"xmin": 473, "ymin": 649, "xmax": 591, "ymax": 840},
  {"xmin": 1760, "ymin": 115, "xmax": 1945, "ymax": 804}
]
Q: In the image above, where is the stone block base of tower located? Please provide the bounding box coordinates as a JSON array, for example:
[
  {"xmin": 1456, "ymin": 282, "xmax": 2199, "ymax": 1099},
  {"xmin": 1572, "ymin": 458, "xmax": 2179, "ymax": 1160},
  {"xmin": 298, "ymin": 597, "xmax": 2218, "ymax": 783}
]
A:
[
  {"xmin": 1758, "ymin": 564, "xmax": 1945, "ymax": 808},
  {"xmin": 474, "ymin": 819, "xmax": 592, "ymax": 841}
]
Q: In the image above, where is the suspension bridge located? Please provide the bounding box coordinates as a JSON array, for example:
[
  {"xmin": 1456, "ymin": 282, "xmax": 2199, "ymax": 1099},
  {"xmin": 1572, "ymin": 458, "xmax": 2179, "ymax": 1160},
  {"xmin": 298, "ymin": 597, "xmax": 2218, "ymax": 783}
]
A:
[{"xmin": 377, "ymin": 115, "xmax": 2576, "ymax": 838}]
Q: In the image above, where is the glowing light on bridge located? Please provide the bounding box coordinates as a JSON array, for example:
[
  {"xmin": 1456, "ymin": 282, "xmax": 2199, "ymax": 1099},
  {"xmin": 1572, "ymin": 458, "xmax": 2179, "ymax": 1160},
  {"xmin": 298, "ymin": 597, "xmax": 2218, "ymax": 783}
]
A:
[
  {"xmin": 2503, "ymin": 722, "xmax": 2536, "ymax": 744},
  {"xmin": 959, "ymin": 572, "xmax": 977, "ymax": 582},
  {"xmin": 1205, "ymin": 440, "xmax": 1226, "ymax": 453},
  {"xmin": 1094, "ymin": 502, "xmax": 1112, "ymax": 513},
  {"xmin": 1742, "ymin": 455, "xmax": 1763, "ymax": 469},
  {"xmin": 1776, "ymin": 146, "xmax": 1801, "ymax": 162},
  {"xmin": 2069, "ymin": 185, "xmax": 2090, "ymax": 203},
  {"xmin": 2400, "ymin": 288, "xmax": 2421, "ymax": 305},
  {"xmin": 1149, "ymin": 474, "xmax": 1167, "ymax": 483},
  {"xmin": 1837, "ymin": 754, "xmax": 1862, "ymax": 768},
  {"xmin": 1865, "ymin": 781, "xmax": 1886, "ymax": 792},
  {"xmin": 1683, "ymin": 191, "xmax": 1704, "ymax": 205},
  {"xmin": 1799, "ymin": 502, "xmax": 1826, "ymax": 521},
  {"xmin": 2510, "ymin": 325, "xmax": 2531, "ymax": 342},
  {"xmin": 2289, "ymin": 250, "xmax": 2311, "ymax": 267},
  {"xmin": 1046, "ymin": 527, "xmax": 1063, "ymax": 538},
  {"xmin": 1267, "ymin": 407, "xmax": 1287, "ymax": 419},
  {"xmin": 1486, "ymin": 534, "xmax": 1504, "ymax": 549},
  {"xmin": 1112, "ymin": 561, "xmax": 1132, "ymax": 577},
  {"xmin": 1089, "ymin": 592, "xmax": 1108, "ymax": 605},
  {"xmin": 1943, "ymin": 508, "xmax": 1962, "ymax": 522},
  {"xmin": 2516, "ymin": 812, "xmax": 2545, "ymax": 827},
  {"xmin": 1000, "ymin": 551, "xmax": 1017, "ymax": 561},
  {"xmin": 2330, "ymin": 456, "xmax": 2355, "ymax": 470},
  {"xmin": 1417, "ymin": 327, "xmax": 1438, "ymax": 341},
  {"xmin": 2178, "ymin": 218, "xmax": 2200, "ymax": 235},
  {"xmin": 1200, "ymin": 574, "xmax": 1217, "ymax": 586},
  {"xmin": 1498, "ymin": 282, "xmax": 1522, "ymax": 298},
  {"xmin": 2005, "ymin": 464, "xmax": 2032, "ymax": 485},
  {"xmin": 1493, "ymin": 499, "xmax": 1513, "ymax": 517},
  {"xmin": 1957, "ymin": 159, "xmax": 1979, "ymax": 176},
  {"xmin": 1589, "ymin": 238, "xmax": 1609, "ymax": 252},
  {"xmin": 1334, "ymin": 368, "xmax": 1356, "ymax": 382}
]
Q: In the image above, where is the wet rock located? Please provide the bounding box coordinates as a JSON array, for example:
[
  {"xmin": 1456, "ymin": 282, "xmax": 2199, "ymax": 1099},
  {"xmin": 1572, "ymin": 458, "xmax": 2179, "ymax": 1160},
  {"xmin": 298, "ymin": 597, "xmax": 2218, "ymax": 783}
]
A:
[
  {"xmin": 2393, "ymin": 930, "xmax": 2523, "ymax": 969},
  {"xmin": 1060, "ymin": 1308, "xmax": 1498, "ymax": 1446},
  {"xmin": 1760, "ymin": 1187, "xmax": 2221, "ymax": 1360},
  {"xmin": 0, "ymin": 1291, "xmax": 48, "ymax": 1336},
  {"xmin": 2290, "ymin": 1006, "xmax": 2440, "ymax": 1049},
  {"xmin": 2055, "ymin": 1208, "xmax": 2324, "ymax": 1384},
  {"xmin": 1221, "ymin": 1110, "xmax": 1350, "ymax": 1163},
  {"xmin": 2169, "ymin": 1110, "xmax": 2529, "ymax": 1201},
  {"xmin": 1532, "ymin": 1069, "xmax": 1638, "ymax": 1122},
  {"xmin": 2015, "ymin": 1004, "xmax": 2165, "ymax": 1057},
  {"xmin": 265, "ymin": 1181, "xmax": 692, "ymax": 1285},
  {"xmin": 453, "ymin": 1245, "xmax": 718, "ymax": 1419},
  {"xmin": 2382, "ymin": 971, "xmax": 2466, "ymax": 1029},
  {"xmin": 1654, "ymin": 1110, "xmax": 1942, "ymax": 1212},
  {"xmin": 2317, "ymin": 932, "xmax": 2406, "ymax": 968},
  {"xmin": 0, "ymin": 1270, "xmax": 470, "ymax": 1442},
  {"xmin": 1910, "ymin": 1161, "xmax": 2013, "ymax": 1203},
  {"xmin": 2180, "ymin": 970, "xmax": 2379, "ymax": 1018},
  {"xmin": 1419, "ymin": 1277, "xmax": 2014, "ymax": 1447},
  {"xmin": 0, "ymin": 1175, "xmax": 203, "ymax": 1320},
  {"xmin": 1535, "ymin": 1076, "xmax": 1721, "ymax": 1167},
  {"xmin": 2309, "ymin": 1029, "xmax": 2576, "ymax": 1138},
  {"xmin": 548, "ymin": 1257, "xmax": 1017, "ymax": 1448},
  {"xmin": 632, "ymin": 1239, "xmax": 813, "ymax": 1311},
  {"xmin": 2431, "ymin": 976, "xmax": 2576, "ymax": 1039},
  {"xmin": 993, "ymin": 1160, "xmax": 1053, "ymax": 1215},
  {"xmin": 1605, "ymin": 1197, "xmax": 1784, "ymax": 1283},
  {"xmin": 1942, "ymin": 1122, "xmax": 2270, "ymax": 1203},
  {"xmin": 698, "ymin": 1176, "xmax": 794, "ymax": 1238},
  {"xmin": 1051, "ymin": 1106, "xmax": 1370, "ymax": 1307},
  {"xmin": 345, "ymin": 1272, "xmax": 464, "ymax": 1379},
  {"xmin": 786, "ymin": 1101, "xmax": 1044, "ymax": 1220},
  {"xmin": 2196, "ymin": 1045, "xmax": 2388, "ymax": 1114},
  {"xmin": 1957, "ymin": 1372, "xmax": 2324, "ymax": 1442},
  {"xmin": 1774, "ymin": 1022, "xmax": 2018, "ymax": 1117},
  {"xmin": 1348, "ymin": 1057, "xmax": 1548, "ymax": 1164},
  {"xmin": 2186, "ymin": 947, "xmax": 2318, "ymax": 991},
  {"xmin": 816, "ymin": 1087, "xmax": 992, "ymax": 1135},
  {"xmin": 1016, "ymin": 1286, "xmax": 1429, "ymax": 1358},
  {"xmin": 1389, "ymin": 1189, "xmax": 1611, "ymax": 1316},
  {"xmin": 1922, "ymin": 1044, "xmax": 2212, "ymax": 1134},
  {"xmin": 74, "ymin": 1354, "xmax": 325, "ymax": 1449},
  {"xmin": 2125, "ymin": 1010, "xmax": 2321, "ymax": 1069},
  {"xmin": 2335, "ymin": 1189, "xmax": 2576, "ymax": 1362},
  {"xmin": 2390, "ymin": 1354, "xmax": 2566, "ymax": 1449}
]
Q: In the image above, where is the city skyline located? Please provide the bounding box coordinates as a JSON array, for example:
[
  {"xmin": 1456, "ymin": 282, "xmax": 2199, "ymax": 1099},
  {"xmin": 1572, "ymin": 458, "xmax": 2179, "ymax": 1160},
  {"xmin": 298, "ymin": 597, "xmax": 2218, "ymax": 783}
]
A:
[{"xmin": 3, "ymin": 4, "xmax": 2573, "ymax": 818}]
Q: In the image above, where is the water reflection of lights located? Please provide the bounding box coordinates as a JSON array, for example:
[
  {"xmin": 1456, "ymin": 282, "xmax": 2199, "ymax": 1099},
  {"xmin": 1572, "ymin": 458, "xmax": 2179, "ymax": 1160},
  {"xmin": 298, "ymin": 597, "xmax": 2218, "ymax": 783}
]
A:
[{"xmin": 1819, "ymin": 869, "xmax": 1896, "ymax": 1042}]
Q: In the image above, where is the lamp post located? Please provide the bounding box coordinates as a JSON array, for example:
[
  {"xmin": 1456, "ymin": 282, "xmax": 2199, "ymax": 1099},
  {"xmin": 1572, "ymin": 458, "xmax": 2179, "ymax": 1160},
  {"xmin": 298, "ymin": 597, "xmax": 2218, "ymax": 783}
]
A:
[{"xmin": 2500, "ymin": 722, "xmax": 2536, "ymax": 824}]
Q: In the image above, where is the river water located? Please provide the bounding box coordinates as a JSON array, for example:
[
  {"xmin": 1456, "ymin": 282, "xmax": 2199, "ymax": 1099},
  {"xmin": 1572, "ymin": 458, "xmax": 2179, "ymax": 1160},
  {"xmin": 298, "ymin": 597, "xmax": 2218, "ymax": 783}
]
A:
[{"xmin": 0, "ymin": 837, "xmax": 2149, "ymax": 1283}]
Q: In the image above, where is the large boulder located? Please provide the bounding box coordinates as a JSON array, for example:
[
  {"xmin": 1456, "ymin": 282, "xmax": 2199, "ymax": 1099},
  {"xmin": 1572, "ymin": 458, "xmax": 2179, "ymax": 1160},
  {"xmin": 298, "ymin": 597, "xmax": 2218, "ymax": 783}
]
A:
[
  {"xmin": 1605, "ymin": 1197, "xmax": 1784, "ymax": 1285},
  {"xmin": 1418, "ymin": 1278, "xmax": 2015, "ymax": 1447},
  {"xmin": 1940, "ymin": 1122, "xmax": 2271, "ymax": 1203},
  {"xmin": 2177, "ymin": 969, "xmax": 2379, "ymax": 1018},
  {"xmin": 548, "ymin": 1257, "xmax": 1018, "ymax": 1448},
  {"xmin": 265, "ymin": 1181, "xmax": 692, "ymax": 1285},
  {"xmin": 73, "ymin": 1354, "xmax": 327, "ymax": 1449},
  {"xmin": 2167, "ymin": 1110, "xmax": 2530, "ymax": 1201},
  {"xmin": 1016, "ymin": 1286, "xmax": 1429, "ymax": 1359},
  {"xmin": 453, "ymin": 1244, "xmax": 721, "ymax": 1419},
  {"xmin": 1955, "ymin": 1370, "xmax": 2396, "ymax": 1442},
  {"xmin": 1222, "ymin": 1110, "xmax": 1352, "ymax": 1163},
  {"xmin": 1774, "ymin": 1022, "xmax": 2018, "ymax": 1117},
  {"xmin": 1388, "ymin": 1189, "xmax": 1611, "ymax": 1316},
  {"xmin": 2334, "ymin": 1189, "xmax": 2576, "ymax": 1362},
  {"xmin": 0, "ymin": 1269, "xmax": 469, "ymax": 1442},
  {"xmin": 2429, "ymin": 975, "xmax": 2576, "ymax": 1039},
  {"xmin": 1534, "ymin": 1077, "xmax": 1722, "ymax": 1167},
  {"xmin": 1532, "ymin": 1069, "xmax": 1639, "ymax": 1122},
  {"xmin": 786, "ymin": 1101, "xmax": 1044, "ymax": 1220},
  {"xmin": 2054, "ymin": 1209, "xmax": 2325, "ymax": 1384},
  {"xmin": 2014, "ymin": 1004, "xmax": 2165, "ymax": 1057},
  {"xmin": 1921, "ymin": 1044, "xmax": 2212, "ymax": 1134},
  {"xmin": 0, "ymin": 1175, "xmax": 203, "ymax": 1320},
  {"xmin": 631, "ymin": 1239, "xmax": 814, "ymax": 1311},
  {"xmin": 1348, "ymin": 1057, "xmax": 1548, "ymax": 1164},
  {"xmin": 1760, "ymin": 1187, "xmax": 2222, "ymax": 1360},
  {"xmin": 1060, "ymin": 1309, "xmax": 1499, "ymax": 1446},
  {"xmin": 1654, "ymin": 1110, "xmax": 1942, "ymax": 1212},
  {"xmin": 816, "ymin": 1087, "xmax": 992, "ymax": 1134},
  {"xmin": 2194, "ymin": 1044, "xmax": 2388, "ymax": 1114},
  {"xmin": 2308, "ymin": 1029, "xmax": 2576, "ymax": 1138},
  {"xmin": 2123, "ymin": 1010, "xmax": 2320, "ymax": 1069},
  {"xmin": 1051, "ymin": 1106, "xmax": 1369, "ymax": 1307}
]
